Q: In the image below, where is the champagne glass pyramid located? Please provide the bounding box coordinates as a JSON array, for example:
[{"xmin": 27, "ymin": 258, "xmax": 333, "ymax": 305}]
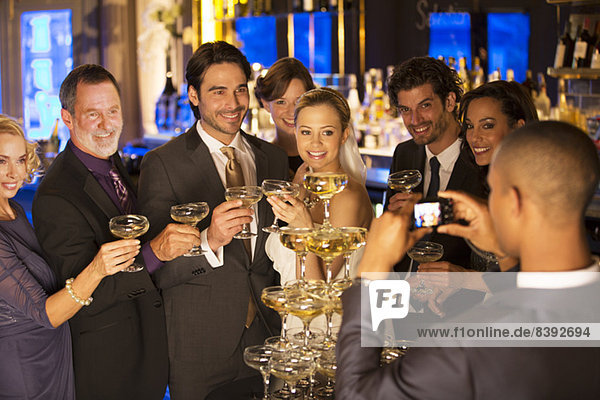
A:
[
  {"xmin": 109, "ymin": 214, "xmax": 149, "ymax": 272},
  {"xmin": 338, "ymin": 227, "xmax": 367, "ymax": 282},
  {"xmin": 261, "ymin": 286, "xmax": 289, "ymax": 349},
  {"xmin": 261, "ymin": 180, "xmax": 301, "ymax": 233},
  {"xmin": 388, "ymin": 169, "xmax": 422, "ymax": 193},
  {"xmin": 303, "ymin": 172, "xmax": 348, "ymax": 230}
]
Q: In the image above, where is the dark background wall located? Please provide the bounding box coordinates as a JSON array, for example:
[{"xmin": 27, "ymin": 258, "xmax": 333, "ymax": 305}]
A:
[{"xmin": 362, "ymin": 0, "xmax": 599, "ymax": 106}]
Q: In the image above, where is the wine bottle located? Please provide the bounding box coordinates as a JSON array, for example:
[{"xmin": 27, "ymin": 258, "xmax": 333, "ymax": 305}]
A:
[
  {"xmin": 458, "ymin": 57, "xmax": 470, "ymax": 93},
  {"xmin": 554, "ymin": 21, "xmax": 574, "ymax": 68},
  {"xmin": 587, "ymin": 21, "xmax": 600, "ymax": 67},
  {"xmin": 155, "ymin": 63, "xmax": 178, "ymax": 133},
  {"xmin": 303, "ymin": 0, "xmax": 314, "ymax": 12},
  {"xmin": 48, "ymin": 118, "xmax": 60, "ymax": 154},
  {"xmin": 572, "ymin": 18, "xmax": 593, "ymax": 68}
]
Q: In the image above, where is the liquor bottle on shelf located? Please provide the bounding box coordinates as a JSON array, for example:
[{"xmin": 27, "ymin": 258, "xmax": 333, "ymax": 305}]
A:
[
  {"xmin": 522, "ymin": 69, "xmax": 538, "ymax": 99},
  {"xmin": 48, "ymin": 118, "xmax": 60, "ymax": 154},
  {"xmin": 155, "ymin": 60, "xmax": 179, "ymax": 134},
  {"xmin": 470, "ymin": 56, "xmax": 485, "ymax": 89},
  {"xmin": 319, "ymin": 0, "xmax": 328, "ymax": 12},
  {"xmin": 506, "ymin": 69, "xmax": 515, "ymax": 82},
  {"xmin": 176, "ymin": 83, "xmax": 196, "ymax": 133},
  {"xmin": 572, "ymin": 17, "xmax": 594, "ymax": 68},
  {"xmin": 252, "ymin": 0, "xmax": 264, "ymax": 16},
  {"xmin": 236, "ymin": 0, "xmax": 249, "ymax": 17},
  {"xmin": 591, "ymin": 30, "xmax": 600, "ymax": 68},
  {"xmin": 534, "ymin": 73, "xmax": 551, "ymax": 119},
  {"xmin": 329, "ymin": 0, "xmax": 338, "ymax": 11},
  {"xmin": 303, "ymin": 0, "xmax": 314, "ymax": 12},
  {"xmin": 371, "ymin": 69, "xmax": 385, "ymax": 120},
  {"xmin": 458, "ymin": 57, "xmax": 470, "ymax": 94},
  {"xmin": 587, "ymin": 21, "xmax": 600, "ymax": 67},
  {"xmin": 554, "ymin": 21, "xmax": 574, "ymax": 68}
]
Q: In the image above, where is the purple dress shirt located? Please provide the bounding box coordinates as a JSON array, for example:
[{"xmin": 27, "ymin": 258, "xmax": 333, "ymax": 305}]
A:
[{"xmin": 69, "ymin": 141, "xmax": 163, "ymax": 273}]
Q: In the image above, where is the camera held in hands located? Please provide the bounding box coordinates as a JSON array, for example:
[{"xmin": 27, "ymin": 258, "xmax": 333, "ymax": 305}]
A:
[{"xmin": 413, "ymin": 197, "xmax": 455, "ymax": 228}]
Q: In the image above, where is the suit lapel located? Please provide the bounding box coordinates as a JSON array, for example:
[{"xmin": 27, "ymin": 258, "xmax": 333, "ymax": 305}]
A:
[
  {"xmin": 446, "ymin": 148, "xmax": 472, "ymax": 191},
  {"xmin": 413, "ymin": 144, "xmax": 426, "ymax": 194},
  {"xmin": 61, "ymin": 147, "xmax": 121, "ymax": 219}
]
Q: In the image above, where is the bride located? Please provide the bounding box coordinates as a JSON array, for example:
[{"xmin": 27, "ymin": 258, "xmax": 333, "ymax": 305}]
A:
[{"xmin": 265, "ymin": 87, "xmax": 373, "ymax": 286}]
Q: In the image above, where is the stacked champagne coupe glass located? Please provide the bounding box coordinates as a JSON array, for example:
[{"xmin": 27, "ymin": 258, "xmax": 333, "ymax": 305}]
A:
[{"xmin": 247, "ymin": 172, "xmax": 370, "ymax": 398}]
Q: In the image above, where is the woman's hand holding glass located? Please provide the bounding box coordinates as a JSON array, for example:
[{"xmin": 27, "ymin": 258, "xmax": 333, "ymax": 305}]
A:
[
  {"xmin": 266, "ymin": 191, "xmax": 313, "ymax": 229},
  {"xmin": 89, "ymin": 239, "xmax": 141, "ymax": 277}
]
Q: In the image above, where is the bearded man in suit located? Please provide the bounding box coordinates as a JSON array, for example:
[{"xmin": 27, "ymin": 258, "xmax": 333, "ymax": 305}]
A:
[
  {"xmin": 33, "ymin": 64, "xmax": 200, "ymax": 400},
  {"xmin": 137, "ymin": 41, "xmax": 288, "ymax": 399}
]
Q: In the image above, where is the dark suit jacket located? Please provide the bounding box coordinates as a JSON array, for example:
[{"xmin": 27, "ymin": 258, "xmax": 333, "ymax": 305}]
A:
[
  {"xmin": 336, "ymin": 282, "xmax": 600, "ymax": 399},
  {"xmin": 137, "ymin": 126, "xmax": 288, "ymax": 395},
  {"xmin": 385, "ymin": 139, "xmax": 486, "ymax": 272},
  {"xmin": 32, "ymin": 145, "xmax": 168, "ymax": 400}
]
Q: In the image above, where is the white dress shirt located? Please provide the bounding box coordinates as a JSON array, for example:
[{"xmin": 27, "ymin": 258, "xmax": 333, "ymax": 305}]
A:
[
  {"xmin": 196, "ymin": 121, "xmax": 258, "ymax": 267},
  {"xmin": 423, "ymin": 138, "xmax": 462, "ymax": 198},
  {"xmin": 517, "ymin": 258, "xmax": 600, "ymax": 289}
]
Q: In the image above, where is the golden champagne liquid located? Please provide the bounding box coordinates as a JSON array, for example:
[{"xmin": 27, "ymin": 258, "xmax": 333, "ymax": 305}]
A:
[
  {"xmin": 225, "ymin": 194, "xmax": 262, "ymax": 207},
  {"xmin": 306, "ymin": 235, "xmax": 347, "ymax": 262},
  {"xmin": 388, "ymin": 182, "xmax": 415, "ymax": 192},
  {"xmin": 261, "ymin": 293, "xmax": 286, "ymax": 313},
  {"xmin": 343, "ymin": 232, "xmax": 366, "ymax": 252},
  {"xmin": 263, "ymin": 188, "xmax": 299, "ymax": 200},
  {"xmin": 407, "ymin": 252, "xmax": 443, "ymax": 263},
  {"xmin": 286, "ymin": 305, "xmax": 324, "ymax": 320},
  {"xmin": 280, "ymin": 232, "xmax": 310, "ymax": 253},
  {"xmin": 270, "ymin": 367, "xmax": 312, "ymax": 385},
  {"xmin": 110, "ymin": 223, "xmax": 148, "ymax": 239},
  {"xmin": 171, "ymin": 214, "xmax": 203, "ymax": 226},
  {"xmin": 304, "ymin": 173, "xmax": 348, "ymax": 199}
]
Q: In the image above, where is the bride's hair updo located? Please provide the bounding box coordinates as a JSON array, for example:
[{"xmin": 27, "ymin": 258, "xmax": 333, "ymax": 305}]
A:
[{"xmin": 294, "ymin": 87, "xmax": 351, "ymax": 131}]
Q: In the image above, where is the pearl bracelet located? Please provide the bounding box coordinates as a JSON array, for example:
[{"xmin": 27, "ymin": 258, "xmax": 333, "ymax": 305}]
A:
[{"xmin": 65, "ymin": 278, "xmax": 93, "ymax": 306}]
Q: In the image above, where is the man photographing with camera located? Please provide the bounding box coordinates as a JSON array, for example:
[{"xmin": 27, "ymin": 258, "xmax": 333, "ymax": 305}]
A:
[{"xmin": 336, "ymin": 121, "xmax": 600, "ymax": 399}]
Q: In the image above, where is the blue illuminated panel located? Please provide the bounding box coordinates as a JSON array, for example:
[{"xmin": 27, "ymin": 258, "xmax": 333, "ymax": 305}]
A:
[
  {"xmin": 488, "ymin": 13, "xmax": 530, "ymax": 83},
  {"xmin": 236, "ymin": 16, "xmax": 277, "ymax": 67},
  {"xmin": 294, "ymin": 12, "xmax": 332, "ymax": 73},
  {"xmin": 21, "ymin": 10, "xmax": 72, "ymax": 142},
  {"xmin": 429, "ymin": 12, "xmax": 471, "ymax": 69}
]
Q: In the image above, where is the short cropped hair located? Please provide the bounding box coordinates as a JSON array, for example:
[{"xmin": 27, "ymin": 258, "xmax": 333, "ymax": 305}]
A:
[
  {"xmin": 186, "ymin": 41, "xmax": 251, "ymax": 119},
  {"xmin": 254, "ymin": 57, "xmax": 315, "ymax": 107},
  {"xmin": 0, "ymin": 115, "xmax": 41, "ymax": 182},
  {"xmin": 493, "ymin": 121, "xmax": 600, "ymax": 221},
  {"xmin": 388, "ymin": 56, "xmax": 462, "ymax": 113},
  {"xmin": 59, "ymin": 64, "xmax": 120, "ymax": 115}
]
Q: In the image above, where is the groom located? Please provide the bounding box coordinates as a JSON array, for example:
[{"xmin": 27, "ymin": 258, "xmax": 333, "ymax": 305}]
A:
[{"xmin": 137, "ymin": 41, "xmax": 288, "ymax": 399}]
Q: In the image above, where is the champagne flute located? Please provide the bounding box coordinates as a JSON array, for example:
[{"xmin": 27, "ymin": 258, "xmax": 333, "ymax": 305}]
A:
[
  {"xmin": 224, "ymin": 185, "xmax": 263, "ymax": 239},
  {"xmin": 407, "ymin": 241, "xmax": 444, "ymax": 295},
  {"xmin": 303, "ymin": 172, "xmax": 348, "ymax": 230},
  {"xmin": 109, "ymin": 214, "xmax": 149, "ymax": 272},
  {"xmin": 262, "ymin": 180, "xmax": 301, "ymax": 233},
  {"xmin": 261, "ymin": 286, "xmax": 289, "ymax": 349},
  {"xmin": 338, "ymin": 227, "xmax": 368, "ymax": 282},
  {"xmin": 243, "ymin": 345, "xmax": 274, "ymax": 400},
  {"xmin": 278, "ymin": 226, "xmax": 314, "ymax": 281},
  {"xmin": 269, "ymin": 349, "xmax": 315, "ymax": 398},
  {"xmin": 170, "ymin": 202, "xmax": 209, "ymax": 256},
  {"xmin": 306, "ymin": 228, "xmax": 348, "ymax": 284},
  {"xmin": 388, "ymin": 169, "xmax": 422, "ymax": 193}
]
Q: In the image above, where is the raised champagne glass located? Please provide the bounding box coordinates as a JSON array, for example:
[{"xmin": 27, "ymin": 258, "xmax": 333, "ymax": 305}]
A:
[
  {"xmin": 262, "ymin": 180, "xmax": 301, "ymax": 233},
  {"xmin": 306, "ymin": 228, "xmax": 348, "ymax": 284},
  {"xmin": 387, "ymin": 169, "xmax": 422, "ymax": 193},
  {"xmin": 170, "ymin": 202, "xmax": 209, "ymax": 256},
  {"xmin": 278, "ymin": 226, "xmax": 314, "ymax": 281},
  {"xmin": 269, "ymin": 349, "xmax": 315, "ymax": 399},
  {"xmin": 303, "ymin": 172, "xmax": 348, "ymax": 230},
  {"xmin": 109, "ymin": 214, "xmax": 149, "ymax": 272},
  {"xmin": 338, "ymin": 227, "xmax": 368, "ymax": 282},
  {"xmin": 261, "ymin": 286, "xmax": 289, "ymax": 349},
  {"xmin": 224, "ymin": 186, "xmax": 263, "ymax": 239},
  {"xmin": 243, "ymin": 345, "xmax": 274, "ymax": 400},
  {"xmin": 407, "ymin": 241, "xmax": 444, "ymax": 295}
]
